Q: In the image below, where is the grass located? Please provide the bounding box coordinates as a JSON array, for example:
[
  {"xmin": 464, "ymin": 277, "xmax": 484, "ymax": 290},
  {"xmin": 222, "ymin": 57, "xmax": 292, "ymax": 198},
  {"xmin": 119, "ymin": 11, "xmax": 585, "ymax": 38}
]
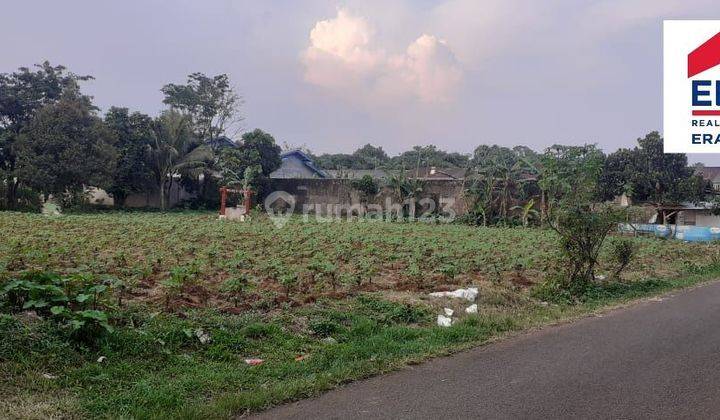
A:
[{"xmin": 1, "ymin": 211, "xmax": 720, "ymax": 418}]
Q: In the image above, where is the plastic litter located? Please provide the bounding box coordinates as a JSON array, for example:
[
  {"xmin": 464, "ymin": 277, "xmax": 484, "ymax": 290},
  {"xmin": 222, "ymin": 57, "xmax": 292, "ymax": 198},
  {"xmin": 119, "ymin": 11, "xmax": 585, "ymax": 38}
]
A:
[
  {"xmin": 429, "ymin": 287, "xmax": 479, "ymax": 302},
  {"xmin": 195, "ymin": 329, "xmax": 212, "ymax": 344},
  {"xmin": 97, "ymin": 356, "xmax": 107, "ymax": 363},
  {"xmin": 465, "ymin": 304, "xmax": 478, "ymax": 314},
  {"xmin": 444, "ymin": 308, "xmax": 454, "ymax": 316},
  {"xmin": 437, "ymin": 314, "xmax": 453, "ymax": 327},
  {"xmin": 244, "ymin": 358, "xmax": 264, "ymax": 366}
]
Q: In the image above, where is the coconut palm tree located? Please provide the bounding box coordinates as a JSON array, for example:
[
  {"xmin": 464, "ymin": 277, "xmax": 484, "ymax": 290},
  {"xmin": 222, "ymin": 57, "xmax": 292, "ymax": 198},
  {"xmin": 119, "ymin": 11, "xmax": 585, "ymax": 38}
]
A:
[{"xmin": 146, "ymin": 110, "xmax": 205, "ymax": 210}]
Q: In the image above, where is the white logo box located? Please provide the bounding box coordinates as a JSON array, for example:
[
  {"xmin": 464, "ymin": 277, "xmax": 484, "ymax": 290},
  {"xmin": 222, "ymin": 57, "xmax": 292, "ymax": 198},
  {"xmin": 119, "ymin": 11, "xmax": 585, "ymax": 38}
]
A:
[{"xmin": 664, "ymin": 20, "xmax": 720, "ymax": 153}]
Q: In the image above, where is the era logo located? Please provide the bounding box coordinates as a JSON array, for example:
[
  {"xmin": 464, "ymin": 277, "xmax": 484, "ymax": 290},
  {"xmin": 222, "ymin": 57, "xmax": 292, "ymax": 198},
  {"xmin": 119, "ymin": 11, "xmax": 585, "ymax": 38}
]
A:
[
  {"xmin": 689, "ymin": 32, "xmax": 720, "ymax": 110},
  {"xmin": 664, "ymin": 20, "xmax": 720, "ymax": 153}
]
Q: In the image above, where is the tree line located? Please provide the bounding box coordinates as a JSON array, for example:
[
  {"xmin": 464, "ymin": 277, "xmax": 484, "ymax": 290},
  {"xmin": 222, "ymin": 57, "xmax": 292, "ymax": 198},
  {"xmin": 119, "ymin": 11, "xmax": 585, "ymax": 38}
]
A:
[
  {"xmin": 0, "ymin": 61, "xmax": 710, "ymax": 216},
  {"xmin": 311, "ymin": 134, "xmax": 709, "ymax": 227},
  {"xmin": 0, "ymin": 62, "xmax": 282, "ymax": 210}
]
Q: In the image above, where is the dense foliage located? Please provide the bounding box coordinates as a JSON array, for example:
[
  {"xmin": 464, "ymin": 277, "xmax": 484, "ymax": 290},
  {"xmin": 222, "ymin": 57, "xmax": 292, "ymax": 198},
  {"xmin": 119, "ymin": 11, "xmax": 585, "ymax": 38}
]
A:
[{"xmin": 0, "ymin": 62, "xmax": 281, "ymax": 211}]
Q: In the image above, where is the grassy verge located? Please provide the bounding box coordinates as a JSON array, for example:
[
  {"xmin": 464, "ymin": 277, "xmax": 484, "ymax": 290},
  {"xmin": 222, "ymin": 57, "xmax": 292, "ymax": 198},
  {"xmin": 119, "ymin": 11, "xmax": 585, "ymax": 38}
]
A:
[{"xmin": 2, "ymin": 266, "xmax": 719, "ymax": 419}]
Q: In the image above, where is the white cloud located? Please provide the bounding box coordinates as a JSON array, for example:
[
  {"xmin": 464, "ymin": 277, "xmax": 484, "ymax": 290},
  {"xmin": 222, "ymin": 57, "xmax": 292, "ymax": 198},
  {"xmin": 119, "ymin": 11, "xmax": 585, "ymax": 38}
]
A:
[{"xmin": 301, "ymin": 8, "xmax": 462, "ymax": 105}]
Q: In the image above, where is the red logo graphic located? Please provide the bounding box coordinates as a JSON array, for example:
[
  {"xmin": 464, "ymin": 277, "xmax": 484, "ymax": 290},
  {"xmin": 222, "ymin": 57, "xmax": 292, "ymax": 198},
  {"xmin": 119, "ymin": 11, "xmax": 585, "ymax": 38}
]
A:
[
  {"xmin": 689, "ymin": 31, "xmax": 720, "ymax": 116},
  {"xmin": 688, "ymin": 31, "xmax": 720, "ymax": 78}
]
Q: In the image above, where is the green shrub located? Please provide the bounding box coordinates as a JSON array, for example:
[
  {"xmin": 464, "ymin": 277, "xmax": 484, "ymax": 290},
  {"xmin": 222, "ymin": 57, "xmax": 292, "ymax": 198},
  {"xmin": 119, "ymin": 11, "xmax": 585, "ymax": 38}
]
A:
[
  {"xmin": 608, "ymin": 237, "xmax": 636, "ymax": 280},
  {"xmin": 0, "ymin": 271, "xmax": 115, "ymax": 343}
]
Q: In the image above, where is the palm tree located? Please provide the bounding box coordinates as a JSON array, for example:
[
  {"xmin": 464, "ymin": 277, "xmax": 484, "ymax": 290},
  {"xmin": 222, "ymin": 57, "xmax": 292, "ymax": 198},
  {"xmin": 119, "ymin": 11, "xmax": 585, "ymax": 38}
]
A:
[
  {"xmin": 387, "ymin": 173, "xmax": 425, "ymax": 218},
  {"xmin": 146, "ymin": 111, "xmax": 204, "ymax": 210}
]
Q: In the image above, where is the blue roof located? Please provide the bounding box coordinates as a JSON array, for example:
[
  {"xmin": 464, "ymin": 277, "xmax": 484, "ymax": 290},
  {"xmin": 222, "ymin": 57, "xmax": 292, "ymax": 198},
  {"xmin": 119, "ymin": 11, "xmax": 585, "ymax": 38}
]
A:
[{"xmin": 281, "ymin": 150, "xmax": 328, "ymax": 178}]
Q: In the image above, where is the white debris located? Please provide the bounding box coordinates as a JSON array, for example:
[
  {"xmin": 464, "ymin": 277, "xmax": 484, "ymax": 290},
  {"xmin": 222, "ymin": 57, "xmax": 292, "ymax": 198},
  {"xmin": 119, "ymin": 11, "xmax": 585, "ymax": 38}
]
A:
[
  {"xmin": 429, "ymin": 287, "xmax": 479, "ymax": 302},
  {"xmin": 465, "ymin": 304, "xmax": 478, "ymax": 314},
  {"xmin": 42, "ymin": 373, "xmax": 57, "ymax": 380},
  {"xmin": 195, "ymin": 329, "xmax": 212, "ymax": 345},
  {"xmin": 322, "ymin": 337, "xmax": 337, "ymax": 344},
  {"xmin": 443, "ymin": 308, "xmax": 454, "ymax": 317},
  {"xmin": 97, "ymin": 356, "xmax": 107, "ymax": 363},
  {"xmin": 437, "ymin": 315, "xmax": 453, "ymax": 327},
  {"xmin": 596, "ymin": 275, "xmax": 607, "ymax": 281}
]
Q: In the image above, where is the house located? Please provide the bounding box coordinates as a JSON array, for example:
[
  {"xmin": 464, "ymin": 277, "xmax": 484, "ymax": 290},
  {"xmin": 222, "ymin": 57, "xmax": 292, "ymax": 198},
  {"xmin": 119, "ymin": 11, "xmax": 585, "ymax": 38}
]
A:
[
  {"xmin": 695, "ymin": 166, "xmax": 720, "ymax": 191},
  {"xmin": 269, "ymin": 150, "xmax": 329, "ymax": 179}
]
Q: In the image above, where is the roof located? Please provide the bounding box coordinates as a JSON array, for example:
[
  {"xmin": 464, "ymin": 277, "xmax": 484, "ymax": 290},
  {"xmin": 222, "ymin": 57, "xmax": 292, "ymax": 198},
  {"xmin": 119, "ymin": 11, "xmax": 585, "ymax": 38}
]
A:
[
  {"xmin": 696, "ymin": 166, "xmax": 720, "ymax": 182},
  {"xmin": 206, "ymin": 136, "xmax": 238, "ymax": 150},
  {"xmin": 324, "ymin": 167, "xmax": 466, "ymax": 180},
  {"xmin": 276, "ymin": 149, "xmax": 328, "ymax": 178},
  {"xmin": 658, "ymin": 201, "xmax": 715, "ymax": 211}
]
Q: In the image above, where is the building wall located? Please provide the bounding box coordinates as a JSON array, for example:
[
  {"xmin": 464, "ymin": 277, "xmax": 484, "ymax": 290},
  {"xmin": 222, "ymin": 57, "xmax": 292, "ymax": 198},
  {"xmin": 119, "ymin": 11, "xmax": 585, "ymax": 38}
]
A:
[
  {"xmin": 267, "ymin": 178, "xmax": 468, "ymax": 217},
  {"xmin": 695, "ymin": 212, "xmax": 720, "ymax": 227},
  {"xmin": 124, "ymin": 182, "xmax": 195, "ymax": 208}
]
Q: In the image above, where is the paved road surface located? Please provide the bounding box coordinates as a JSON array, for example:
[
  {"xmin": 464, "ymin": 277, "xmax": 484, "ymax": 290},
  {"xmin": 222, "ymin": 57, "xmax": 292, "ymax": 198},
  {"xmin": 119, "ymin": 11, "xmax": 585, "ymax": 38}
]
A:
[{"xmin": 252, "ymin": 281, "xmax": 720, "ymax": 419}]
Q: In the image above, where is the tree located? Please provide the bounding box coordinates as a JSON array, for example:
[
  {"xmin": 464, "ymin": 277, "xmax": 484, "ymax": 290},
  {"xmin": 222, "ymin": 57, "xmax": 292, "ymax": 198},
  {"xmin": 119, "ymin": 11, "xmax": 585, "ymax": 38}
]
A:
[
  {"xmin": 217, "ymin": 129, "xmax": 281, "ymax": 200},
  {"xmin": 14, "ymin": 86, "xmax": 116, "ymax": 206},
  {"xmin": 598, "ymin": 132, "xmax": 707, "ymax": 209},
  {"xmin": 0, "ymin": 61, "xmax": 92, "ymax": 209},
  {"xmin": 104, "ymin": 107, "xmax": 154, "ymax": 207},
  {"xmin": 146, "ymin": 111, "xmax": 199, "ymax": 210},
  {"xmin": 388, "ymin": 145, "xmax": 470, "ymax": 169},
  {"xmin": 313, "ymin": 153, "xmax": 359, "ymax": 170},
  {"xmin": 352, "ymin": 144, "xmax": 389, "ymax": 168},
  {"xmin": 539, "ymin": 144, "xmax": 605, "ymax": 222},
  {"xmin": 161, "ymin": 72, "xmax": 242, "ymax": 144},
  {"xmin": 464, "ymin": 145, "xmax": 540, "ymax": 225}
]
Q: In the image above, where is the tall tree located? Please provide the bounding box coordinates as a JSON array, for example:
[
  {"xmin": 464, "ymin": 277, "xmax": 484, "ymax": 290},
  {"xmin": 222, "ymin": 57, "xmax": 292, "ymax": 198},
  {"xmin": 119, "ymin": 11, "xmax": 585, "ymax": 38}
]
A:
[
  {"xmin": 388, "ymin": 145, "xmax": 470, "ymax": 170},
  {"xmin": 0, "ymin": 61, "xmax": 92, "ymax": 208},
  {"xmin": 598, "ymin": 131, "xmax": 707, "ymax": 208},
  {"xmin": 465, "ymin": 145, "xmax": 540, "ymax": 225},
  {"xmin": 146, "ymin": 111, "xmax": 199, "ymax": 210},
  {"xmin": 539, "ymin": 144, "xmax": 605, "ymax": 220},
  {"xmin": 104, "ymin": 107, "xmax": 154, "ymax": 207},
  {"xmin": 14, "ymin": 85, "xmax": 116, "ymax": 206},
  {"xmin": 161, "ymin": 72, "xmax": 242, "ymax": 144},
  {"xmin": 352, "ymin": 144, "xmax": 388, "ymax": 168}
]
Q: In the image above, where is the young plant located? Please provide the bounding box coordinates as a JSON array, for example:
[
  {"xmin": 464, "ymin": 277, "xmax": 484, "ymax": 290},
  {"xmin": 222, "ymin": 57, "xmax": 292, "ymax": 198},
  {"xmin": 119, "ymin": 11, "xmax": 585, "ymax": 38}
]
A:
[
  {"xmin": 220, "ymin": 275, "xmax": 249, "ymax": 307},
  {"xmin": 278, "ymin": 271, "xmax": 298, "ymax": 299}
]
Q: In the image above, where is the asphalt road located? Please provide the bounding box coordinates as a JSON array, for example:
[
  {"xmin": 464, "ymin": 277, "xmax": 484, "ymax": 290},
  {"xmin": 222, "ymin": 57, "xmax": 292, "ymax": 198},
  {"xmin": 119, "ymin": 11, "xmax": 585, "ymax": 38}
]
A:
[{"xmin": 252, "ymin": 281, "xmax": 720, "ymax": 419}]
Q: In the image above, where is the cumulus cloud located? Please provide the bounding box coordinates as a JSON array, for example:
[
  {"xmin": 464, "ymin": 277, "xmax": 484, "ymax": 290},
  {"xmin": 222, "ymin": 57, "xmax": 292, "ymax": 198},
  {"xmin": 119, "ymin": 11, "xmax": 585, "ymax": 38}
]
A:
[{"xmin": 301, "ymin": 9, "xmax": 462, "ymax": 105}]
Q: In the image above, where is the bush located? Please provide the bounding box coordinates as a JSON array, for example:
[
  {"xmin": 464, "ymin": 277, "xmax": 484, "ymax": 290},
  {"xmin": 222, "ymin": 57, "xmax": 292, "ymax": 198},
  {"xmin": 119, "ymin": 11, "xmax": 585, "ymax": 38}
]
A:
[
  {"xmin": 0, "ymin": 271, "xmax": 115, "ymax": 343},
  {"xmin": 549, "ymin": 204, "xmax": 625, "ymax": 294},
  {"xmin": 608, "ymin": 237, "xmax": 636, "ymax": 280},
  {"xmin": 351, "ymin": 175, "xmax": 379, "ymax": 197}
]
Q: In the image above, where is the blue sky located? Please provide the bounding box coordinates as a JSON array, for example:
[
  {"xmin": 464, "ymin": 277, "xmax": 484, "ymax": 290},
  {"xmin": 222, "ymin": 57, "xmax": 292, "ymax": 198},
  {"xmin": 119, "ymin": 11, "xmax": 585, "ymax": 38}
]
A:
[{"xmin": 2, "ymin": 0, "xmax": 718, "ymax": 162}]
